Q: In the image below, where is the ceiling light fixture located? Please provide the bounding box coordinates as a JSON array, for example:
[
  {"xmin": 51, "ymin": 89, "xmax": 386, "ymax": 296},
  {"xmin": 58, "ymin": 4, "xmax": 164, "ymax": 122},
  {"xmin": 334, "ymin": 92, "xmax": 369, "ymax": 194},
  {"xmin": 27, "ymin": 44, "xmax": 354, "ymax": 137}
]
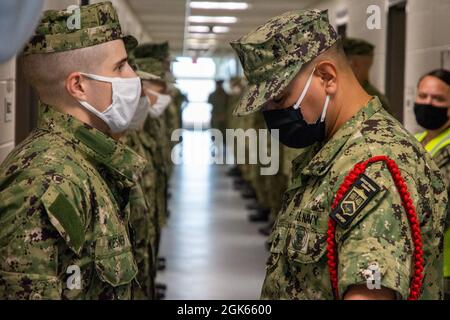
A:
[
  {"xmin": 190, "ymin": 1, "xmax": 249, "ymax": 10},
  {"xmin": 212, "ymin": 26, "xmax": 230, "ymax": 33},
  {"xmin": 188, "ymin": 25, "xmax": 211, "ymax": 33},
  {"xmin": 188, "ymin": 16, "xmax": 237, "ymax": 24}
]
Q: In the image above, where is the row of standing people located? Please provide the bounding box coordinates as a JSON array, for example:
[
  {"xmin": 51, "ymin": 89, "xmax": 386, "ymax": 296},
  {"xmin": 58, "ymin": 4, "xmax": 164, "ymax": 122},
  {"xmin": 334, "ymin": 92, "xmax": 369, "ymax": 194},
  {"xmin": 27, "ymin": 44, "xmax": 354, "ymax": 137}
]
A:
[{"xmin": 0, "ymin": 2, "xmax": 183, "ymax": 299}]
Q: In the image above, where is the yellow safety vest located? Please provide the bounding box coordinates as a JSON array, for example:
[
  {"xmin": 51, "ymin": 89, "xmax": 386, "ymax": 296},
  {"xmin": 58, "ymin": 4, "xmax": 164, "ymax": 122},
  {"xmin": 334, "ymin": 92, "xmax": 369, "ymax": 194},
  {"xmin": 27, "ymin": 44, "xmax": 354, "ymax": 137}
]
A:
[
  {"xmin": 415, "ymin": 126, "xmax": 450, "ymax": 157},
  {"xmin": 415, "ymin": 126, "xmax": 450, "ymax": 278}
]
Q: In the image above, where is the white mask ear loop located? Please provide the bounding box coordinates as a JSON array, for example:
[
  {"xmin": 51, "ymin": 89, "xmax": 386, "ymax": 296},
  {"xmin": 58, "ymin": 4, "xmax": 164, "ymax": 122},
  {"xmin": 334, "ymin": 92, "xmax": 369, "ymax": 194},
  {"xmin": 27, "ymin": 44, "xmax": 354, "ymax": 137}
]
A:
[
  {"xmin": 320, "ymin": 95, "xmax": 331, "ymax": 123},
  {"xmin": 293, "ymin": 66, "xmax": 316, "ymax": 110},
  {"xmin": 146, "ymin": 88, "xmax": 161, "ymax": 98}
]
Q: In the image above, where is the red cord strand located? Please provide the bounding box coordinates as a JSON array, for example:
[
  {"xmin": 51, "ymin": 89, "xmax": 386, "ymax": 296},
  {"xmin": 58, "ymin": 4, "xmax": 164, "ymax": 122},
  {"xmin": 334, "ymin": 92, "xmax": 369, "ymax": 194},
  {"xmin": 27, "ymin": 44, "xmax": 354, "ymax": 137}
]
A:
[{"xmin": 327, "ymin": 155, "xmax": 424, "ymax": 300}]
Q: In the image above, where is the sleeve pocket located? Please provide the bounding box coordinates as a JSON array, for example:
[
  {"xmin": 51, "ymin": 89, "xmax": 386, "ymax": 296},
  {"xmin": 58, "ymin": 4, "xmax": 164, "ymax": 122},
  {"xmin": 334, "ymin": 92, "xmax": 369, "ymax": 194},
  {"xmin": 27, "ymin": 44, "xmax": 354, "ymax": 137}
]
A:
[{"xmin": 94, "ymin": 234, "xmax": 138, "ymax": 287}]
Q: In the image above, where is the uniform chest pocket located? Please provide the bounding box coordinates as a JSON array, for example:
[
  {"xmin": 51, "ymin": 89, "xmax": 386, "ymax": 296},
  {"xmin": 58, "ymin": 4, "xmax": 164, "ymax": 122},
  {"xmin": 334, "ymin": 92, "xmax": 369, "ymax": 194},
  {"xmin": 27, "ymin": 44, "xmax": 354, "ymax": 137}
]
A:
[
  {"xmin": 285, "ymin": 221, "xmax": 328, "ymax": 264},
  {"xmin": 94, "ymin": 234, "xmax": 138, "ymax": 287}
]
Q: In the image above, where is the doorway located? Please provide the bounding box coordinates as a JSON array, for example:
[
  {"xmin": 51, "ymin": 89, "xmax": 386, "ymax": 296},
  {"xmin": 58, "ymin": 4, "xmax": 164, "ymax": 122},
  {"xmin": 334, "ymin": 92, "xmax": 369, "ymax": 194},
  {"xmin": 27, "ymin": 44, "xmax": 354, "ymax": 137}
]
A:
[{"xmin": 385, "ymin": 0, "xmax": 407, "ymax": 123}]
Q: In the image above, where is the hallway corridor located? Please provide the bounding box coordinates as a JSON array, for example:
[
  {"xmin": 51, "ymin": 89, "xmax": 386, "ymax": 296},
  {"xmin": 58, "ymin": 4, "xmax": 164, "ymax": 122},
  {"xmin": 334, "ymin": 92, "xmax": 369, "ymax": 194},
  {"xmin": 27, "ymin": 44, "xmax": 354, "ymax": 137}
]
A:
[{"xmin": 157, "ymin": 130, "xmax": 268, "ymax": 299}]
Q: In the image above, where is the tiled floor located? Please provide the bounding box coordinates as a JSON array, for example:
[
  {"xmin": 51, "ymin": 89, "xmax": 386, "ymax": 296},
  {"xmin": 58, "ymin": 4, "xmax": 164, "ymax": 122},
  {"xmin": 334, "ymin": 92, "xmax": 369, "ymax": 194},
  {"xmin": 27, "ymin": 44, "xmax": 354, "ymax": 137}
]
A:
[{"xmin": 156, "ymin": 130, "xmax": 269, "ymax": 300}]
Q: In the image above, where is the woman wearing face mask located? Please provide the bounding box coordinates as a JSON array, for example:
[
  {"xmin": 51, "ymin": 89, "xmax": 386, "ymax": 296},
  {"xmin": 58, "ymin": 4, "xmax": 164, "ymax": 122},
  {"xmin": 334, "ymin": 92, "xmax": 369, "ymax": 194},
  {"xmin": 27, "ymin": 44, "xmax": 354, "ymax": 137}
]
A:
[
  {"xmin": 414, "ymin": 69, "xmax": 450, "ymax": 299},
  {"xmin": 414, "ymin": 69, "xmax": 450, "ymax": 180}
]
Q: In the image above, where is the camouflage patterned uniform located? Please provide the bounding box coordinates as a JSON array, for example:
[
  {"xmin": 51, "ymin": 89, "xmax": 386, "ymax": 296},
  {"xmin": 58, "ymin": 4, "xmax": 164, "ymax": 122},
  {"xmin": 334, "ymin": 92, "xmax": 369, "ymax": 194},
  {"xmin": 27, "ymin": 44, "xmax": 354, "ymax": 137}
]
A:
[
  {"xmin": 415, "ymin": 127, "xmax": 450, "ymax": 298},
  {"xmin": 122, "ymin": 67, "xmax": 162, "ymax": 300},
  {"xmin": 208, "ymin": 84, "xmax": 229, "ymax": 137},
  {"xmin": 230, "ymin": 9, "xmax": 448, "ymax": 300},
  {"xmin": 250, "ymin": 112, "xmax": 271, "ymax": 211},
  {"xmin": 0, "ymin": 104, "xmax": 146, "ymax": 299},
  {"xmin": 0, "ymin": 2, "xmax": 144, "ymax": 300},
  {"xmin": 133, "ymin": 42, "xmax": 180, "ymax": 181},
  {"xmin": 262, "ymin": 98, "xmax": 447, "ymax": 299},
  {"xmin": 121, "ymin": 130, "xmax": 157, "ymax": 300},
  {"xmin": 132, "ymin": 56, "xmax": 171, "ymax": 263}
]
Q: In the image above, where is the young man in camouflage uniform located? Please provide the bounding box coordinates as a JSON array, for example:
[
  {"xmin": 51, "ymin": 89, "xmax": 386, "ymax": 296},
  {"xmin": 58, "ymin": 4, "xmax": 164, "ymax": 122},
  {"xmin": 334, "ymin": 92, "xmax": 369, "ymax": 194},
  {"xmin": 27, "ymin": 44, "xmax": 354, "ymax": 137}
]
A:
[
  {"xmin": 122, "ymin": 68, "xmax": 162, "ymax": 300},
  {"xmin": 230, "ymin": 9, "xmax": 448, "ymax": 299},
  {"xmin": 0, "ymin": 2, "xmax": 146, "ymax": 299}
]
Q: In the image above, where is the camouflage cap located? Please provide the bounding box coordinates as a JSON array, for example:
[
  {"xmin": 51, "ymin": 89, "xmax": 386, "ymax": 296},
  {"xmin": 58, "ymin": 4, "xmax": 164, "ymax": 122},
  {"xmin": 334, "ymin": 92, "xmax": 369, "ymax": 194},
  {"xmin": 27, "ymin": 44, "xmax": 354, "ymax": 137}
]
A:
[
  {"xmin": 343, "ymin": 37, "xmax": 375, "ymax": 56},
  {"xmin": 136, "ymin": 70, "xmax": 161, "ymax": 81},
  {"xmin": 230, "ymin": 9, "xmax": 338, "ymax": 116},
  {"xmin": 133, "ymin": 42, "xmax": 170, "ymax": 61},
  {"xmin": 134, "ymin": 57, "xmax": 173, "ymax": 82},
  {"xmin": 23, "ymin": 1, "xmax": 138, "ymax": 55}
]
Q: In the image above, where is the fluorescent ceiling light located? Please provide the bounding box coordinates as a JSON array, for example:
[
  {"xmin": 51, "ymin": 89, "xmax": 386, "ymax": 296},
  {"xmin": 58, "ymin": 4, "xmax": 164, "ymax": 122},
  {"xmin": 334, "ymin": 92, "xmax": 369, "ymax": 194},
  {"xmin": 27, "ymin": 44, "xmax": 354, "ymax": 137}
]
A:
[
  {"xmin": 188, "ymin": 16, "xmax": 237, "ymax": 24},
  {"xmin": 188, "ymin": 25, "xmax": 211, "ymax": 33},
  {"xmin": 212, "ymin": 26, "xmax": 230, "ymax": 33},
  {"xmin": 190, "ymin": 1, "xmax": 249, "ymax": 10}
]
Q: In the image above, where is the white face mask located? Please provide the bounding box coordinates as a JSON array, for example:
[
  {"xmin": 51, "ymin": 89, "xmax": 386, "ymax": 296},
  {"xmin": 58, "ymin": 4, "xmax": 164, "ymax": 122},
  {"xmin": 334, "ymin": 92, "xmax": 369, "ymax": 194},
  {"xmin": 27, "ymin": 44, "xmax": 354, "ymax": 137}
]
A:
[
  {"xmin": 78, "ymin": 73, "xmax": 142, "ymax": 133},
  {"xmin": 146, "ymin": 89, "xmax": 172, "ymax": 119},
  {"xmin": 128, "ymin": 96, "xmax": 150, "ymax": 131}
]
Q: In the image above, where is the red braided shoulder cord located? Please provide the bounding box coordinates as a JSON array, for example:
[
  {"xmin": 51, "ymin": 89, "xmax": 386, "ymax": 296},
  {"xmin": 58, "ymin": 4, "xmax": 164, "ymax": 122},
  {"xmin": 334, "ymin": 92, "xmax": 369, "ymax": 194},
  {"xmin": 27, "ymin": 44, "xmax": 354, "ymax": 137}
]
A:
[{"xmin": 326, "ymin": 155, "xmax": 424, "ymax": 300}]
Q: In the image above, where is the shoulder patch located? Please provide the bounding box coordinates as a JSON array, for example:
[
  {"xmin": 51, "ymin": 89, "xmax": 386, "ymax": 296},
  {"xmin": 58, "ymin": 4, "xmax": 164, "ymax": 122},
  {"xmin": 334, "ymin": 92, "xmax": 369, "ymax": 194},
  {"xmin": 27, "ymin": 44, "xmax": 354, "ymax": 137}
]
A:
[{"xmin": 330, "ymin": 174, "xmax": 381, "ymax": 229}]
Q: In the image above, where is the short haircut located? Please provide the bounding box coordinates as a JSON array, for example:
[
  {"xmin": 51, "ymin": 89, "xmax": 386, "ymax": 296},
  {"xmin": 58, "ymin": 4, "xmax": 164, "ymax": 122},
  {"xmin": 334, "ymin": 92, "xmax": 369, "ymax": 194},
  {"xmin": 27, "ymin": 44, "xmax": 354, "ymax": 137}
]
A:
[
  {"xmin": 303, "ymin": 38, "xmax": 351, "ymax": 72},
  {"xmin": 21, "ymin": 43, "xmax": 108, "ymax": 102}
]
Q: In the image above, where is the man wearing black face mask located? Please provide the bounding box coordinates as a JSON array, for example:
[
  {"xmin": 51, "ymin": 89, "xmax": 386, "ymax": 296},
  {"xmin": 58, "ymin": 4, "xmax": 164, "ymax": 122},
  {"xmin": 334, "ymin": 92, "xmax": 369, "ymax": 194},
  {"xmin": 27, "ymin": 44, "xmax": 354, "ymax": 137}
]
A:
[
  {"xmin": 230, "ymin": 10, "xmax": 447, "ymax": 300},
  {"xmin": 413, "ymin": 69, "xmax": 450, "ymax": 299}
]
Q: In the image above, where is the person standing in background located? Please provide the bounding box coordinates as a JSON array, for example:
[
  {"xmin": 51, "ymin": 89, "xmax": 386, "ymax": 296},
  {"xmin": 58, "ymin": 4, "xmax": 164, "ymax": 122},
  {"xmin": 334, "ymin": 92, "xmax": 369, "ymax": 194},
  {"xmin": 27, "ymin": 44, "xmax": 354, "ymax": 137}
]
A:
[
  {"xmin": 413, "ymin": 69, "xmax": 450, "ymax": 299},
  {"xmin": 209, "ymin": 80, "xmax": 230, "ymax": 137}
]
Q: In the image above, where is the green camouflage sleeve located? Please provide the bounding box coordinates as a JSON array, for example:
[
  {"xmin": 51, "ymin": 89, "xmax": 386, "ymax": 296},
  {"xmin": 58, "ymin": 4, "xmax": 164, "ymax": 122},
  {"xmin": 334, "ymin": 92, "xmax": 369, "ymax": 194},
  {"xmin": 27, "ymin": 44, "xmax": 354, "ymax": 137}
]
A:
[
  {"xmin": 433, "ymin": 145, "xmax": 450, "ymax": 228},
  {"xmin": 0, "ymin": 175, "xmax": 88, "ymax": 300},
  {"xmin": 336, "ymin": 161, "xmax": 426, "ymax": 299}
]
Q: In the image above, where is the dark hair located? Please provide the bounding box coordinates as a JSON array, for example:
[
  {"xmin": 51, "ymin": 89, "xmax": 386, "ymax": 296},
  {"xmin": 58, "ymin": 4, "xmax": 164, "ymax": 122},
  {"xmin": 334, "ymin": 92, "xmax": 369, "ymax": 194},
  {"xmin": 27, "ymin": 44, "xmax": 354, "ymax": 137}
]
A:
[
  {"xmin": 304, "ymin": 38, "xmax": 349, "ymax": 72},
  {"xmin": 418, "ymin": 69, "xmax": 450, "ymax": 87}
]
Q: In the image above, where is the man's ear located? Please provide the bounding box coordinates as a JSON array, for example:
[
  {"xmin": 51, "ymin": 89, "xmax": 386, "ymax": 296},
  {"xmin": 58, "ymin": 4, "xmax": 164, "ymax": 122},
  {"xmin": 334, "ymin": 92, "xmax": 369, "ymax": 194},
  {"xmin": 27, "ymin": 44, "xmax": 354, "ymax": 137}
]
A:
[
  {"xmin": 65, "ymin": 72, "xmax": 88, "ymax": 101},
  {"xmin": 316, "ymin": 61, "xmax": 338, "ymax": 96}
]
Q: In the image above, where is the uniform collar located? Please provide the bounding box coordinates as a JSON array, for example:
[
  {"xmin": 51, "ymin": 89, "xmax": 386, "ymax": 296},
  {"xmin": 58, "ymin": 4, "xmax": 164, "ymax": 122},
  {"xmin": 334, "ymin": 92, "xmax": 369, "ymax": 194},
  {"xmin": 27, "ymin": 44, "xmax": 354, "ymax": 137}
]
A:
[
  {"xmin": 297, "ymin": 97, "xmax": 382, "ymax": 177},
  {"xmin": 38, "ymin": 103, "xmax": 147, "ymax": 182}
]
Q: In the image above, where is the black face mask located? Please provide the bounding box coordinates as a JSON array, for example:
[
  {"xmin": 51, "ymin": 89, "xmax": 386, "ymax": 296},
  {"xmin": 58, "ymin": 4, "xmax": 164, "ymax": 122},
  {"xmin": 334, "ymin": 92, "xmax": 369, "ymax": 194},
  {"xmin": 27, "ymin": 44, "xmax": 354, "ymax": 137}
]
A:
[
  {"xmin": 414, "ymin": 103, "xmax": 449, "ymax": 130},
  {"xmin": 263, "ymin": 106, "xmax": 326, "ymax": 149},
  {"xmin": 262, "ymin": 66, "xmax": 330, "ymax": 149}
]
